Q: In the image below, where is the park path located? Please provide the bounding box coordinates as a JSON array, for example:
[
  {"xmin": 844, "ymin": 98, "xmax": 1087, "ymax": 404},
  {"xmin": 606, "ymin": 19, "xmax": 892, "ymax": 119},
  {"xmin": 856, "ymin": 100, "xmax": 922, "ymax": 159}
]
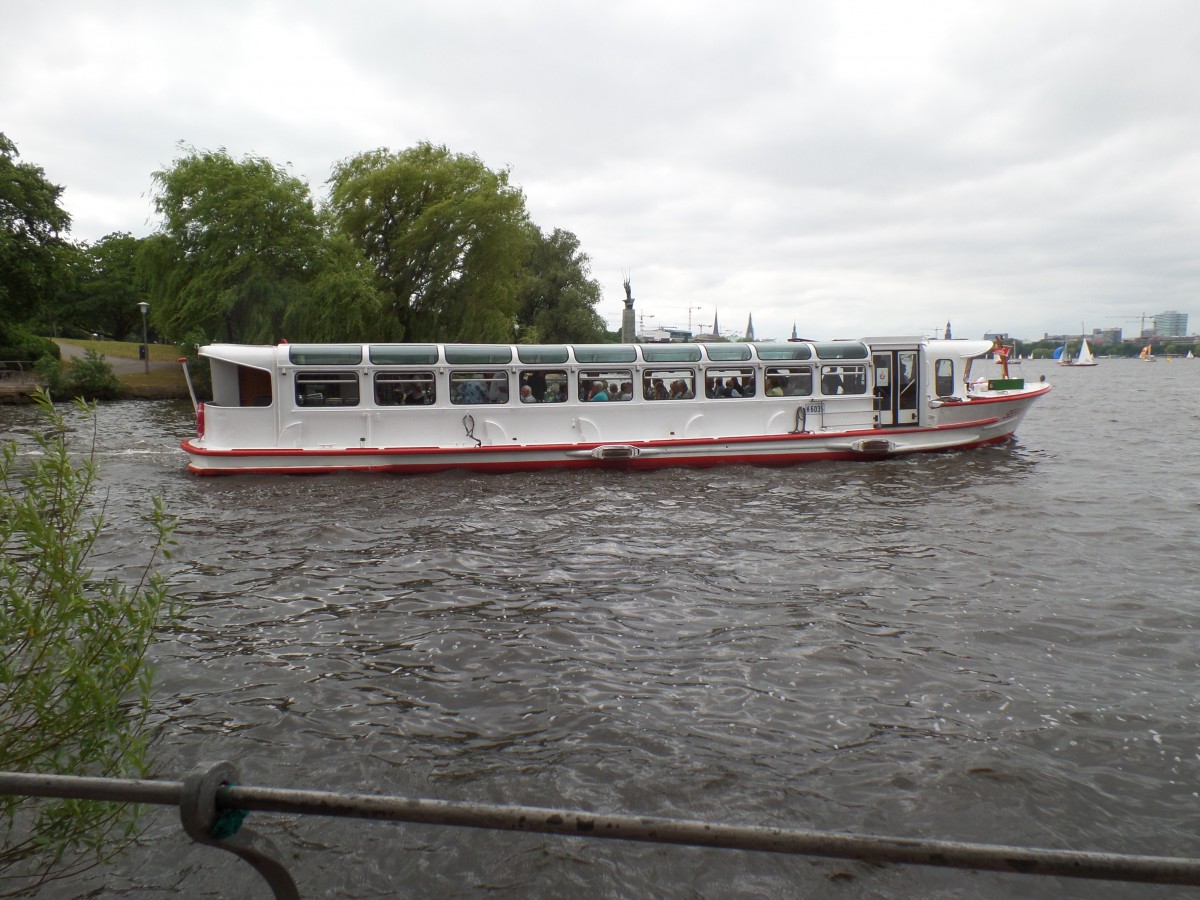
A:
[{"xmin": 55, "ymin": 341, "xmax": 177, "ymax": 374}]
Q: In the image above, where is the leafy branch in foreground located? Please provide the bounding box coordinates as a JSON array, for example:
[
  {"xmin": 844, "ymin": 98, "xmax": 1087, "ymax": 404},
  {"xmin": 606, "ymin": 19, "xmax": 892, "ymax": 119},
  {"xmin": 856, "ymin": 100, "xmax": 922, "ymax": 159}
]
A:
[{"xmin": 0, "ymin": 389, "xmax": 177, "ymax": 895}]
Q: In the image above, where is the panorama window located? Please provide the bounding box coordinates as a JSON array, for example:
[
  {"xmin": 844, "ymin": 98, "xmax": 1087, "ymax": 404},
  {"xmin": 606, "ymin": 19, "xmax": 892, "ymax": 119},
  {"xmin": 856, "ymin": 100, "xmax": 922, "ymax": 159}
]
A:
[
  {"xmin": 289, "ymin": 345, "xmax": 362, "ymax": 365},
  {"xmin": 573, "ymin": 345, "xmax": 637, "ymax": 364},
  {"xmin": 704, "ymin": 367, "xmax": 756, "ymax": 398},
  {"xmin": 643, "ymin": 368, "xmax": 696, "ymax": 400},
  {"xmin": 296, "ymin": 372, "xmax": 361, "ymax": 407},
  {"xmin": 516, "ymin": 346, "xmax": 569, "ymax": 365},
  {"xmin": 579, "ymin": 370, "xmax": 632, "ymax": 401},
  {"xmin": 445, "ymin": 346, "xmax": 513, "ymax": 365},
  {"xmin": 642, "ymin": 344, "xmax": 702, "ymax": 363},
  {"xmin": 374, "ymin": 372, "xmax": 436, "ymax": 406},
  {"xmin": 819, "ymin": 365, "xmax": 868, "ymax": 395},
  {"xmin": 813, "ymin": 342, "xmax": 869, "ymax": 360},
  {"xmin": 704, "ymin": 344, "xmax": 753, "ymax": 362},
  {"xmin": 518, "ymin": 369, "xmax": 569, "ymax": 403},
  {"xmin": 369, "ymin": 345, "xmax": 439, "ymax": 365},
  {"xmin": 756, "ymin": 343, "xmax": 813, "ymax": 361},
  {"xmin": 764, "ymin": 366, "xmax": 811, "ymax": 397},
  {"xmin": 451, "ymin": 370, "xmax": 509, "ymax": 404}
]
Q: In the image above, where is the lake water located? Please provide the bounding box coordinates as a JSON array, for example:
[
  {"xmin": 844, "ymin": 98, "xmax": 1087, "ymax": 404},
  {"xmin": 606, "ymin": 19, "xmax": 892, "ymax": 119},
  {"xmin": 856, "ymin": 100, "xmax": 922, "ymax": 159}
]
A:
[{"xmin": 5, "ymin": 358, "xmax": 1199, "ymax": 898}]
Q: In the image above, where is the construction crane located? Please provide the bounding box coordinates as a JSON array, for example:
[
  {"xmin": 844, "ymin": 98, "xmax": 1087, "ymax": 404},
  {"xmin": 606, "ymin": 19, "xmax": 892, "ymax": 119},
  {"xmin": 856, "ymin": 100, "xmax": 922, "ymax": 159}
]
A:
[{"xmin": 1106, "ymin": 314, "xmax": 1153, "ymax": 335}]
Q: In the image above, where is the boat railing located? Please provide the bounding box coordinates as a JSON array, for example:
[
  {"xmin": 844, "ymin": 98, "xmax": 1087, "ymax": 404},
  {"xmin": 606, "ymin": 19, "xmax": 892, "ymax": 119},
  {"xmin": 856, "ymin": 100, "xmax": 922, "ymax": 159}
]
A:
[{"xmin": 3, "ymin": 762, "xmax": 1199, "ymax": 897}]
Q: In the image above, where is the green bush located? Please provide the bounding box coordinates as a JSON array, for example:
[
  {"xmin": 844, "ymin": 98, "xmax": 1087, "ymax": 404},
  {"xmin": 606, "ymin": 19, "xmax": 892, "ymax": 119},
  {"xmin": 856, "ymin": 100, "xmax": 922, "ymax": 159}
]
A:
[
  {"xmin": 0, "ymin": 390, "xmax": 177, "ymax": 894},
  {"xmin": 0, "ymin": 323, "xmax": 59, "ymax": 364},
  {"xmin": 33, "ymin": 349, "xmax": 121, "ymax": 400}
]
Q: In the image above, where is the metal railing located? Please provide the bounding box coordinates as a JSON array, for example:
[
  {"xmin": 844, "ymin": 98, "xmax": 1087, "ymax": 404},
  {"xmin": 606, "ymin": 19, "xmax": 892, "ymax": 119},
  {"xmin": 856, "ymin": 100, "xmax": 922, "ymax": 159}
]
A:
[{"xmin": 4, "ymin": 761, "xmax": 1200, "ymax": 898}]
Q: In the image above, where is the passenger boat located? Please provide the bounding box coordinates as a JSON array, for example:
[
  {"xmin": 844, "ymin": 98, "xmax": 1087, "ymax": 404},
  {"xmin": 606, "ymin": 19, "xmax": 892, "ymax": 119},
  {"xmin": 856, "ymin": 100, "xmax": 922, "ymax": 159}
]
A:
[{"xmin": 179, "ymin": 337, "xmax": 1052, "ymax": 475}]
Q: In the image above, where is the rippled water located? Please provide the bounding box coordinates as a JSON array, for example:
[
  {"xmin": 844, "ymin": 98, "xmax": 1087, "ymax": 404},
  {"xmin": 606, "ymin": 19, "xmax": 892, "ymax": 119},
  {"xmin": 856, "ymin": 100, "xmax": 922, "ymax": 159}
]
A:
[{"xmin": 6, "ymin": 358, "xmax": 1200, "ymax": 898}]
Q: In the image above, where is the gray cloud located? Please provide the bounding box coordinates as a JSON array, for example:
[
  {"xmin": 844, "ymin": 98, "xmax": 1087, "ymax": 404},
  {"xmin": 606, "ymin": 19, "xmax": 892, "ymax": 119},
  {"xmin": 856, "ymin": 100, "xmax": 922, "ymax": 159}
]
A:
[{"xmin": 3, "ymin": 0, "xmax": 1197, "ymax": 342}]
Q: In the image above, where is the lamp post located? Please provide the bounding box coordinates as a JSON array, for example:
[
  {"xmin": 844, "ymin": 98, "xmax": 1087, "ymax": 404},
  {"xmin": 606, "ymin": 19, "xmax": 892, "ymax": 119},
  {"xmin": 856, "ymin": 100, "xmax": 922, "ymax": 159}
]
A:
[{"xmin": 137, "ymin": 302, "xmax": 150, "ymax": 373}]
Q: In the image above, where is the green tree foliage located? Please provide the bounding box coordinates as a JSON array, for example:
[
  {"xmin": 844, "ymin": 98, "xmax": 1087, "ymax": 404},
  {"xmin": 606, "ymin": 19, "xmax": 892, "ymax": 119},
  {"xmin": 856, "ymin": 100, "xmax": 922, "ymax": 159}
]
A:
[
  {"xmin": 35, "ymin": 349, "xmax": 122, "ymax": 400},
  {"xmin": 516, "ymin": 227, "xmax": 608, "ymax": 343},
  {"xmin": 0, "ymin": 134, "xmax": 72, "ymax": 326},
  {"xmin": 279, "ymin": 229, "xmax": 384, "ymax": 342},
  {"xmin": 0, "ymin": 323, "xmax": 58, "ymax": 364},
  {"xmin": 0, "ymin": 392, "xmax": 176, "ymax": 894},
  {"xmin": 145, "ymin": 147, "xmax": 326, "ymax": 344},
  {"xmin": 327, "ymin": 143, "xmax": 533, "ymax": 342},
  {"xmin": 55, "ymin": 233, "xmax": 149, "ymax": 341}
]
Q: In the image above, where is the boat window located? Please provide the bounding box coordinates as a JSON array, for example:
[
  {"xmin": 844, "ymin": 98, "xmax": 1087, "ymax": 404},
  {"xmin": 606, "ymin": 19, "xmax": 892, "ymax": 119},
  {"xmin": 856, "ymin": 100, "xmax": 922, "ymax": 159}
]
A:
[
  {"xmin": 374, "ymin": 371, "xmax": 436, "ymax": 406},
  {"xmin": 756, "ymin": 343, "xmax": 813, "ymax": 360},
  {"xmin": 819, "ymin": 365, "xmax": 868, "ymax": 395},
  {"xmin": 295, "ymin": 372, "xmax": 360, "ymax": 406},
  {"xmin": 814, "ymin": 341, "xmax": 869, "ymax": 360},
  {"xmin": 369, "ymin": 345, "xmax": 439, "ymax": 365},
  {"xmin": 445, "ymin": 345, "xmax": 513, "ymax": 365},
  {"xmin": 289, "ymin": 345, "xmax": 363, "ymax": 365},
  {"xmin": 642, "ymin": 368, "xmax": 696, "ymax": 401},
  {"xmin": 573, "ymin": 345, "xmax": 637, "ymax": 364},
  {"xmin": 578, "ymin": 370, "xmax": 632, "ymax": 401},
  {"xmin": 765, "ymin": 366, "xmax": 812, "ymax": 396},
  {"xmin": 642, "ymin": 344, "xmax": 702, "ymax": 363},
  {"xmin": 935, "ymin": 359, "xmax": 955, "ymax": 396},
  {"xmin": 704, "ymin": 344, "xmax": 753, "ymax": 362},
  {"xmin": 516, "ymin": 345, "xmax": 569, "ymax": 364},
  {"xmin": 518, "ymin": 369, "xmax": 569, "ymax": 403},
  {"xmin": 704, "ymin": 367, "xmax": 756, "ymax": 398},
  {"xmin": 451, "ymin": 370, "xmax": 509, "ymax": 404}
]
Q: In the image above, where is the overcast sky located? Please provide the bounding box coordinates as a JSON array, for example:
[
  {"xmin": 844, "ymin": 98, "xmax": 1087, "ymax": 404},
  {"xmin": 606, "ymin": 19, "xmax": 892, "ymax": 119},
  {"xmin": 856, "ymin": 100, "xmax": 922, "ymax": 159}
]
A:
[{"xmin": 4, "ymin": 1, "xmax": 1198, "ymax": 342}]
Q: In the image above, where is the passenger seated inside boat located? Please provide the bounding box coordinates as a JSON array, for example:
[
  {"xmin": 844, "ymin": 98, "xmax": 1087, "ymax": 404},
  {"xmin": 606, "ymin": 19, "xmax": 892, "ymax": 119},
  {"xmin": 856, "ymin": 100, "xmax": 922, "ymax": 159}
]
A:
[
  {"xmin": 587, "ymin": 380, "xmax": 609, "ymax": 401},
  {"xmin": 766, "ymin": 378, "xmax": 783, "ymax": 396},
  {"xmin": 519, "ymin": 385, "xmax": 535, "ymax": 403}
]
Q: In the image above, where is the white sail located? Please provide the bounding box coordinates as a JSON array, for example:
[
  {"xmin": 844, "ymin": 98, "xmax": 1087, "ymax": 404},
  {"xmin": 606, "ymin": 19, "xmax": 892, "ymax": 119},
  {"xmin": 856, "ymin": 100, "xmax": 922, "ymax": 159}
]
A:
[{"xmin": 1074, "ymin": 340, "xmax": 1096, "ymax": 366}]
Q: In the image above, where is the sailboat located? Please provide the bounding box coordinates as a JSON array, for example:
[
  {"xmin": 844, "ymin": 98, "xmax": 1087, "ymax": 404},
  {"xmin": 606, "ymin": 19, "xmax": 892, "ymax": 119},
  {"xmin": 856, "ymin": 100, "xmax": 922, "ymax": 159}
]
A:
[
  {"xmin": 1187, "ymin": 350, "xmax": 1194, "ymax": 360},
  {"xmin": 1140, "ymin": 344, "xmax": 1157, "ymax": 362},
  {"xmin": 1058, "ymin": 340, "xmax": 1098, "ymax": 367}
]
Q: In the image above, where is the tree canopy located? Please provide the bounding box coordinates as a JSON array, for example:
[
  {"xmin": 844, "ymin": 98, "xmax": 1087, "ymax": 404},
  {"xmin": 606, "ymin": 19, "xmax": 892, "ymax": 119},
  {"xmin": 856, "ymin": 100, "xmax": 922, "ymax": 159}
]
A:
[
  {"xmin": 56, "ymin": 233, "xmax": 149, "ymax": 340},
  {"xmin": 516, "ymin": 227, "xmax": 608, "ymax": 343},
  {"xmin": 3, "ymin": 134, "xmax": 613, "ymax": 348},
  {"xmin": 327, "ymin": 143, "xmax": 534, "ymax": 343},
  {"xmin": 0, "ymin": 133, "xmax": 72, "ymax": 325},
  {"xmin": 144, "ymin": 147, "xmax": 328, "ymax": 344}
]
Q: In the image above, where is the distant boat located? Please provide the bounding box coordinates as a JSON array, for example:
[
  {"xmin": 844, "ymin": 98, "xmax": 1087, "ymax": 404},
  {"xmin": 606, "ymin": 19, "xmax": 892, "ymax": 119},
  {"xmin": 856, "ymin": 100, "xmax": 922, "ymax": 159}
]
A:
[
  {"xmin": 1060, "ymin": 339, "xmax": 1098, "ymax": 367},
  {"xmin": 1187, "ymin": 350, "xmax": 1195, "ymax": 359},
  {"xmin": 1052, "ymin": 345, "xmax": 1066, "ymax": 361},
  {"xmin": 1140, "ymin": 345, "xmax": 1157, "ymax": 362}
]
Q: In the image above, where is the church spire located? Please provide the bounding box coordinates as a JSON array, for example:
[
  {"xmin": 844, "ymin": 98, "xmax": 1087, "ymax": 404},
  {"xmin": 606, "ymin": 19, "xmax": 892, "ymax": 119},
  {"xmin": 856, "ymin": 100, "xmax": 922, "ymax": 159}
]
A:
[{"xmin": 745, "ymin": 313, "xmax": 755, "ymax": 342}]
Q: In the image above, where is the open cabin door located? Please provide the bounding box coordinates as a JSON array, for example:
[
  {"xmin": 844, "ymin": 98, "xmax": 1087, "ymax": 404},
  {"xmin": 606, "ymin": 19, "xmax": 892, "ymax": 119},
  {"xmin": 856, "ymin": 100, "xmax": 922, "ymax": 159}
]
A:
[
  {"xmin": 238, "ymin": 366, "xmax": 273, "ymax": 407},
  {"xmin": 873, "ymin": 349, "xmax": 919, "ymax": 427}
]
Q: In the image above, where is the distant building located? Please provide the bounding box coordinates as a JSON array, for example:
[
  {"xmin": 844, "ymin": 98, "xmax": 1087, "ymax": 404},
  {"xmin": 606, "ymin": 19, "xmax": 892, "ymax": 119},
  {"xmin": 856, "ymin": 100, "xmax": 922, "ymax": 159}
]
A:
[
  {"xmin": 1153, "ymin": 311, "xmax": 1188, "ymax": 337},
  {"xmin": 745, "ymin": 314, "xmax": 755, "ymax": 342},
  {"xmin": 639, "ymin": 327, "xmax": 693, "ymax": 343},
  {"xmin": 1090, "ymin": 327, "xmax": 1122, "ymax": 346}
]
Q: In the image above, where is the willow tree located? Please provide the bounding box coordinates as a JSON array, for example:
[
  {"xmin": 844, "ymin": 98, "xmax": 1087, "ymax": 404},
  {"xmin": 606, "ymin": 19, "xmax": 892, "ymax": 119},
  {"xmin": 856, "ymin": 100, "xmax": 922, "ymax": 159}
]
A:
[
  {"xmin": 1, "ymin": 393, "xmax": 175, "ymax": 894},
  {"xmin": 145, "ymin": 147, "xmax": 326, "ymax": 344},
  {"xmin": 515, "ymin": 226, "xmax": 608, "ymax": 343},
  {"xmin": 327, "ymin": 143, "xmax": 533, "ymax": 342}
]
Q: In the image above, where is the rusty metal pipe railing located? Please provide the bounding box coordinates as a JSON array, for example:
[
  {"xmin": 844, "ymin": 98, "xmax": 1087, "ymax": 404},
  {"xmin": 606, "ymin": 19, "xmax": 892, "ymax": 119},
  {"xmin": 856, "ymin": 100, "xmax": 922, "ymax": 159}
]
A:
[{"xmin": 4, "ymin": 762, "xmax": 1200, "ymax": 896}]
